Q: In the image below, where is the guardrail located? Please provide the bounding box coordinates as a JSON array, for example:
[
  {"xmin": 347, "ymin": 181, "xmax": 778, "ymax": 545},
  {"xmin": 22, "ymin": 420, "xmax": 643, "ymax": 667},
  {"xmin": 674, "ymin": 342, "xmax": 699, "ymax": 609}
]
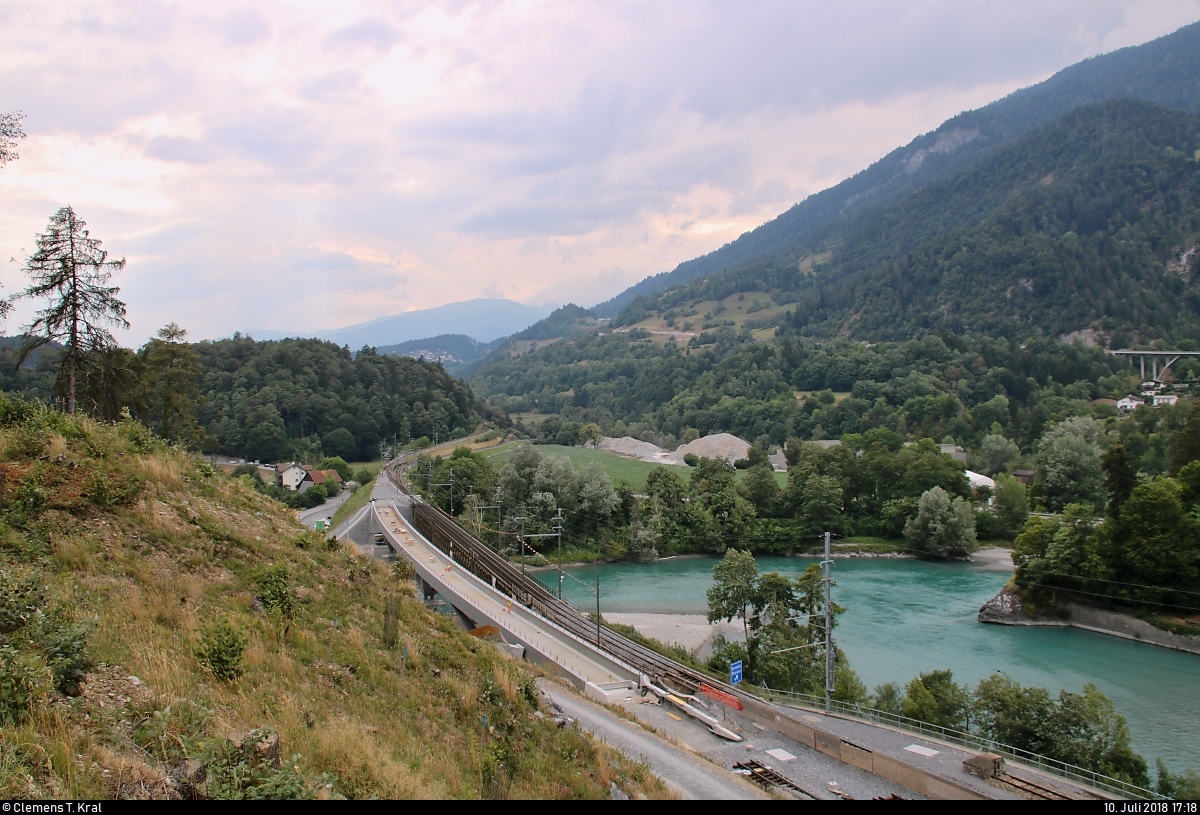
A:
[{"xmin": 744, "ymin": 685, "xmax": 1162, "ymax": 800}]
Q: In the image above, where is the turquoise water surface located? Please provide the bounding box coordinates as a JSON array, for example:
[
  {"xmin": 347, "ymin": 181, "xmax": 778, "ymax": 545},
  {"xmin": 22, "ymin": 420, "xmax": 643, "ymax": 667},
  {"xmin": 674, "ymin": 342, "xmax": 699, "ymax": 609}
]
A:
[{"xmin": 534, "ymin": 555, "xmax": 1200, "ymax": 774}]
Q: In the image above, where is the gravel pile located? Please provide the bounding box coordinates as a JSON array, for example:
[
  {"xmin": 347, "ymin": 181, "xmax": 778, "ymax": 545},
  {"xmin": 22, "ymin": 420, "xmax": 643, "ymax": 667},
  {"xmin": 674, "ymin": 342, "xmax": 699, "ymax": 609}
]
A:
[
  {"xmin": 598, "ymin": 436, "xmax": 673, "ymax": 461},
  {"xmin": 667, "ymin": 433, "xmax": 750, "ymax": 465}
]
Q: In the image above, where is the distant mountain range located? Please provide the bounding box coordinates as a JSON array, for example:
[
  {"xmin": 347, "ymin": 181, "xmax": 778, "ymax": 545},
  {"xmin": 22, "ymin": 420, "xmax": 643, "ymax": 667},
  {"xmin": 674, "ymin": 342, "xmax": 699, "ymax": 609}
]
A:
[{"xmin": 246, "ymin": 298, "xmax": 556, "ymax": 348}]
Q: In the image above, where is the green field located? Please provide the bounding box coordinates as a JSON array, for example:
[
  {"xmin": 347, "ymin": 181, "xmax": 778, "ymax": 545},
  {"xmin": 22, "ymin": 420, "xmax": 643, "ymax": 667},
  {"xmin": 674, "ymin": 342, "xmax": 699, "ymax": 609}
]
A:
[
  {"xmin": 481, "ymin": 442, "xmax": 786, "ymax": 491},
  {"xmin": 331, "ymin": 474, "xmax": 378, "ymax": 527}
]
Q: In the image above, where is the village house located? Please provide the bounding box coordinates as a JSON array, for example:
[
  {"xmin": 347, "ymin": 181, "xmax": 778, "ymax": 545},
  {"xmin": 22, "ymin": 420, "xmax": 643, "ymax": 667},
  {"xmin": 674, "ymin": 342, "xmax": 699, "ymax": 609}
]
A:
[
  {"xmin": 298, "ymin": 468, "xmax": 343, "ymax": 494},
  {"xmin": 277, "ymin": 463, "xmax": 308, "ymax": 491},
  {"xmin": 1117, "ymin": 395, "xmax": 1145, "ymax": 412},
  {"xmin": 1153, "ymin": 393, "xmax": 1180, "ymax": 407}
]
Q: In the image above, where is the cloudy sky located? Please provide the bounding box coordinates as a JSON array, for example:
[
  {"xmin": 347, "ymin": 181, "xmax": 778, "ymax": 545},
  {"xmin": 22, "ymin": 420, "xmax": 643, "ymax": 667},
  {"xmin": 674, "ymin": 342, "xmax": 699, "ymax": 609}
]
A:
[{"xmin": 2, "ymin": 1, "xmax": 1199, "ymax": 343}]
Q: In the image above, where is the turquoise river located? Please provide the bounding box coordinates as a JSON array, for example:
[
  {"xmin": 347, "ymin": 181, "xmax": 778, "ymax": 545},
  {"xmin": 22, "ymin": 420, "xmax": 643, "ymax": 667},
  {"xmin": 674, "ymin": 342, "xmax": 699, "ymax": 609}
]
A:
[{"xmin": 533, "ymin": 555, "xmax": 1200, "ymax": 774}]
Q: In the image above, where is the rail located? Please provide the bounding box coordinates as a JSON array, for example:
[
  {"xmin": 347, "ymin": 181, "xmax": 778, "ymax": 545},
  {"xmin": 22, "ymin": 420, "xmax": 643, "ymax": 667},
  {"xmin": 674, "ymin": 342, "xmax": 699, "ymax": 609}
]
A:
[
  {"xmin": 744, "ymin": 686, "xmax": 1163, "ymax": 800},
  {"xmin": 385, "ymin": 459, "xmax": 1160, "ymax": 802}
]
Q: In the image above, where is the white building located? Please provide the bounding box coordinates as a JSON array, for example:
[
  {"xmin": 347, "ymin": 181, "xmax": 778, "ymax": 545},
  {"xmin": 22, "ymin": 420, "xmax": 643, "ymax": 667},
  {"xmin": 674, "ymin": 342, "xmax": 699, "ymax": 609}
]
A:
[
  {"xmin": 278, "ymin": 463, "xmax": 308, "ymax": 491},
  {"xmin": 1117, "ymin": 395, "xmax": 1145, "ymax": 412},
  {"xmin": 1153, "ymin": 394, "xmax": 1179, "ymax": 407},
  {"xmin": 965, "ymin": 470, "xmax": 996, "ymax": 505}
]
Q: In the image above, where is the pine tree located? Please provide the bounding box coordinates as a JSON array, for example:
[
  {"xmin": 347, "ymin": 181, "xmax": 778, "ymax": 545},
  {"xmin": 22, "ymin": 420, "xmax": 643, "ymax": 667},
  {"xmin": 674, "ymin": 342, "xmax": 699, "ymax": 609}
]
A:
[
  {"xmin": 15, "ymin": 206, "xmax": 128, "ymax": 415},
  {"xmin": 142, "ymin": 322, "xmax": 204, "ymax": 446}
]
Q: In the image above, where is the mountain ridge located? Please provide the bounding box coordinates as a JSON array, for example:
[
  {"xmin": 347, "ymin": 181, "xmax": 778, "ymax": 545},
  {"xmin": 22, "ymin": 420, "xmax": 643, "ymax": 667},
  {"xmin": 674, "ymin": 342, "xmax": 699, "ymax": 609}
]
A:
[
  {"xmin": 245, "ymin": 298, "xmax": 556, "ymax": 348},
  {"xmin": 590, "ymin": 19, "xmax": 1200, "ymax": 318}
]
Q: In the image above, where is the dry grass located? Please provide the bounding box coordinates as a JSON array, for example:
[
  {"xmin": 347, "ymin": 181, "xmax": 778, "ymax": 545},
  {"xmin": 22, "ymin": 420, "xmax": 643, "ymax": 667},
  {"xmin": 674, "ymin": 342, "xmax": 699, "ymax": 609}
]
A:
[{"xmin": 0, "ymin": 403, "xmax": 672, "ymax": 800}]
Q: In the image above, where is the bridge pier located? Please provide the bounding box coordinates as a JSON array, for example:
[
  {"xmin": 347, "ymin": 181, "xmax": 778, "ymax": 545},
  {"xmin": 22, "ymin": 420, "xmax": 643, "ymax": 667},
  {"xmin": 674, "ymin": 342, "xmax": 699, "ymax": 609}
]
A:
[{"xmin": 419, "ymin": 576, "xmax": 438, "ymax": 601}]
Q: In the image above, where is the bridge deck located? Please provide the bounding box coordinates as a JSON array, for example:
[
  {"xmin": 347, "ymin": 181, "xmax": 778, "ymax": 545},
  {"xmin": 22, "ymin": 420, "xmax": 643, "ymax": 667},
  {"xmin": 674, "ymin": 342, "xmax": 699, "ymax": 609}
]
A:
[{"xmin": 374, "ymin": 498, "xmax": 638, "ymax": 691}]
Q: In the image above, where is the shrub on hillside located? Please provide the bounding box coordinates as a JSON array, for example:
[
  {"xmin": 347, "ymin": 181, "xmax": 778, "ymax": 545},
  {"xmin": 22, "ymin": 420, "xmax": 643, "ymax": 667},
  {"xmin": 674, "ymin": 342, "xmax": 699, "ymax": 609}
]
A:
[{"xmin": 197, "ymin": 616, "xmax": 249, "ymax": 681}]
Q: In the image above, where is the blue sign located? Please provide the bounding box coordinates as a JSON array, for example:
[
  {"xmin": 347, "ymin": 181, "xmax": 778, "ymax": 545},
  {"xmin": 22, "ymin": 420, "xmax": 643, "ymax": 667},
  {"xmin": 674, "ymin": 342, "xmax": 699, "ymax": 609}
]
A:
[{"xmin": 730, "ymin": 660, "xmax": 743, "ymax": 685}]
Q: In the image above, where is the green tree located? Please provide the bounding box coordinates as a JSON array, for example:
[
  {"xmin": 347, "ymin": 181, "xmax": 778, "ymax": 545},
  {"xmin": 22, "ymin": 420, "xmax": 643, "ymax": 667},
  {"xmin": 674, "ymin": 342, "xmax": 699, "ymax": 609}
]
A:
[
  {"xmin": 142, "ymin": 322, "xmax": 204, "ymax": 446},
  {"xmin": 793, "ymin": 473, "xmax": 844, "ymax": 537},
  {"xmin": 1037, "ymin": 417, "xmax": 1106, "ymax": 511},
  {"xmin": 1101, "ymin": 443, "xmax": 1138, "ymax": 519},
  {"xmin": 902, "ymin": 670, "xmax": 970, "ymax": 730},
  {"xmin": 992, "ymin": 474, "xmax": 1029, "ymax": 539},
  {"xmin": 1117, "ymin": 479, "xmax": 1196, "ymax": 593},
  {"xmin": 579, "ymin": 422, "xmax": 602, "ymax": 448},
  {"xmin": 319, "ymin": 456, "xmax": 353, "ymax": 482},
  {"xmin": 1169, "ymin": 401, "xmax": 1200, "ymax": 475},
  {"xmin": 707, "ymin": 549, "xmax": 759, "ymax": 647},
  {"xmin": 15, "ymin": 206, "xmax": 128, "ymax": 415},
  {"xmin": 738, "ymin": 463, "xmax": 780, "ymax": 515},
  {"xmin": 979, "ymin": 434, "xmax": 1020, "ymax": 476},
  {"xmin": 972, "ymin": 674, "xmax": 1056, "ymax": 755},
  {"xmin": 1157, "ymin": 759, "xmax": 1200, "ymax": 799},
  {"xmin": 904, "ymin": 486, "xmax": 978, "ymax": 558},
  {"xmin": 323, "ymin": 427, "xmax": 356, "ymax": 460}
]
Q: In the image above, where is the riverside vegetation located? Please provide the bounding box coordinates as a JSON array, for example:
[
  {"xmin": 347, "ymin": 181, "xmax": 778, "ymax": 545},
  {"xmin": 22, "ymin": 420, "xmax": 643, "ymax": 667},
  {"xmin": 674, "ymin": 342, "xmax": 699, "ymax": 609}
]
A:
[{"xmin": 0, "ymin": 396, "xmax": 667, "ymax": 799}]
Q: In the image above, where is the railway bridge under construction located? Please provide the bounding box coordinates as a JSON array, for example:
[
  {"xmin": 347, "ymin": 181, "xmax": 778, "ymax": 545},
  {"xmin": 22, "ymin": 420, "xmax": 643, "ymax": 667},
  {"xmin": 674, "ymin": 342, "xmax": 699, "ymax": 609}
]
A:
[{"xmin": 336, "ymin": 462, "xmax": 1148, "ymax": 801}]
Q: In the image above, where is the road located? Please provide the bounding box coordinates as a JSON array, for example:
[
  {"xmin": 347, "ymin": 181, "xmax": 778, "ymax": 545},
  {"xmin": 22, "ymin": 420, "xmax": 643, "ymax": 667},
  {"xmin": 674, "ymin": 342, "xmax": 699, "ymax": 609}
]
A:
[
  {"xmin": 538, "ymin": 680, "xmax": 771, "ymax": 801},
  {"xmin": 296, "ymin": 490, "xmax": 352, "ymax": 529}
]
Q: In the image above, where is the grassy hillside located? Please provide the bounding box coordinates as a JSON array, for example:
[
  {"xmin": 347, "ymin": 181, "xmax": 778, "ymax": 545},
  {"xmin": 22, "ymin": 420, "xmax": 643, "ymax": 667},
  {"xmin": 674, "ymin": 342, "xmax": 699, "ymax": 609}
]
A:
[{"xmin": 0, "ymin": 398, "xmax": 666, "ymax": 800}]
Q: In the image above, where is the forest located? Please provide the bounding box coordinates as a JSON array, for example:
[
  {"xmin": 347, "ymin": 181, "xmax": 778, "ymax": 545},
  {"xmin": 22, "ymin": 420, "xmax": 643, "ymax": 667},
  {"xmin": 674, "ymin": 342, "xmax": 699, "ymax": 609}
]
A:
[{"xmin": 0, "ymin": 334, "xmax": 495, "ymax": 463}]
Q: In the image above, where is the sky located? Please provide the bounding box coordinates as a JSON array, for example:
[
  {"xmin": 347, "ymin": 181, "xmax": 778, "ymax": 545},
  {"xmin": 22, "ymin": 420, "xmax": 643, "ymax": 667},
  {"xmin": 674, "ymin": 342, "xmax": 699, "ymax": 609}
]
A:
[{"xmin": 2, "ymin": 1, "xmax": 1199, "ymax": 344}]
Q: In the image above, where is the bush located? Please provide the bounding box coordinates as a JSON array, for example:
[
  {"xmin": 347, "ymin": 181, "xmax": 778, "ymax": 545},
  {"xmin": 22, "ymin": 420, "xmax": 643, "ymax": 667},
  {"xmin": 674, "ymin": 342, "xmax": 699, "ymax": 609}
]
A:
[
  {"xmin": 203, "ymin": 729, "xmax": 335, "ymax": 800},
  {"xmin": 683, "ymin": 453, "xmax": 699, "ymax": 467},
  {"xmin": 255, "ymin": 566, "xmax": 294, "ymax": 621},
  {"xmin": 33, "ymin": 611, "xmax": 94, "ymax": 696},
  {"xmin": 0, "ymin": 568, "xmax": 45, "ymax": 633},
  {"xmin": 0, "ymin": 646, "xmax": 52, "ymax": 725},
  {"xmin": 197, "ymin": 616, "xmax": 249, "ymax": 681}
]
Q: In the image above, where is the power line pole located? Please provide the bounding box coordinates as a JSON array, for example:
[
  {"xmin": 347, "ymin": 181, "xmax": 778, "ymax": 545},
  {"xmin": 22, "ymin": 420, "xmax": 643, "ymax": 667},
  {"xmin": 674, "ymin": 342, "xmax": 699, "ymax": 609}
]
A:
[
  {"xmin": 554, "ymin": 508, "xmax": 564, "ymax": 600},
  {"xmin": 595, "ymin": 571, "xmax": 601, "ymax": 647},
  {"xmin": 824, "ymin": 530, "xmax": 834, "ymax": 714},
  {"xmin": 430, "ymin": 468, "xmax": 455, "ymax": 514},
  {"xmin": 524, "ymin": 514, "xmax": 563, "ymax": 596},
  {"xmin": 477, "ymin": 486, "xmax": 502, "ymax": 552}
]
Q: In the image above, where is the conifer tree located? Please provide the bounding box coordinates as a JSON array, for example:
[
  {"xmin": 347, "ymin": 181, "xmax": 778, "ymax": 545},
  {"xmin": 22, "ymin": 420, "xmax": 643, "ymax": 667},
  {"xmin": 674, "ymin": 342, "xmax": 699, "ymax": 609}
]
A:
[
  {"xmin": 15, "ymin": 206, "xmax": 128, "ymax": 415},
  {"xmin": 142, "ymin": 323, "xmax": 204, "ymax": 446}
]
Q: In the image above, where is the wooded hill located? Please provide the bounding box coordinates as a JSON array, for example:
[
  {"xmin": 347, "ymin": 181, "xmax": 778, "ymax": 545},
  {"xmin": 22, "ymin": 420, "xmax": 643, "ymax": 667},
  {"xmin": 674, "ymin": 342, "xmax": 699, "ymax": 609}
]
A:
[
  {"xmin": 0, "ymin": 335, "xmax": 503, "ymax": 464},
  {"xmin": 592, "ymin": 19, "xmax": 1200, "ymax": 320}
]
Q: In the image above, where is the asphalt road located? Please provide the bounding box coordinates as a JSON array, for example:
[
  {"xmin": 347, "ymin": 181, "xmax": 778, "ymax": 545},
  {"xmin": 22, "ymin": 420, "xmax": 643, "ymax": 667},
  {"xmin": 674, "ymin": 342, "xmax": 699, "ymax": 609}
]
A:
[
  {"xmin": 296, "ymin": 490, "xmax": 351, "ymax": 529},
  {"xmin": 538, "ymin": 680, "xmax": 771, "ymax": 801}
]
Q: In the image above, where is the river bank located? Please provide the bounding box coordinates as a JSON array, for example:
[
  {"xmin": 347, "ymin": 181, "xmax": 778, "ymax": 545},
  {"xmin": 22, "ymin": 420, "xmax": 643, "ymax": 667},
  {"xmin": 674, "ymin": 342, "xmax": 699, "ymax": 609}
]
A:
[
  {"xmin": 978, "ymin": 587, "xmax": 1200, "ymax": 656},
  {"xmin": 528, "ymin": 546, "xmax": 1014, "ymax": 572}
]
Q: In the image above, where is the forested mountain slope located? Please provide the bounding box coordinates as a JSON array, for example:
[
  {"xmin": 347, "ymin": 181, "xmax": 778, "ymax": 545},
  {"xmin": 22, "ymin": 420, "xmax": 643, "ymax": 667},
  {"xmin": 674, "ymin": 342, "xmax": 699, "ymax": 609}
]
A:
[
  {"xmin": 472, "ymin": 101, "xmax": 1200, "ymax": 458},
  {"xmin": 592, "ymin": 19, "xmax": 1200, "ymax": 318},
  {"xmin": 622, "ymin": 99, "xmax": 1200, "ymax": 344}
]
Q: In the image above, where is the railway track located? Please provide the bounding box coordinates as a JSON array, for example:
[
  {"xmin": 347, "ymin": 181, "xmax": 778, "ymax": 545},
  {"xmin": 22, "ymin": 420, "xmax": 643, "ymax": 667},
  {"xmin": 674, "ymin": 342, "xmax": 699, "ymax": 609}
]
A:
[{"xmin": 996, "ymin": 773, "xmax": 1074, "ymax": 801}]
